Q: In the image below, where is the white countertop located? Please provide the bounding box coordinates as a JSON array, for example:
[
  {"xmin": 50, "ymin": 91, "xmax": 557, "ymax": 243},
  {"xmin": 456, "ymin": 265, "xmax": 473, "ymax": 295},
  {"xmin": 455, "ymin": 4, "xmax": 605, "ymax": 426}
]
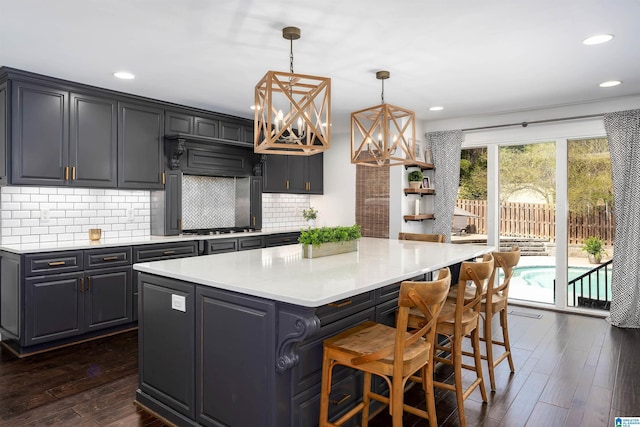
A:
[
  {"xmin": 0, "ymin": 228, "xmax": 301, "ymax": 254},
  {"xmin": 133, "ymin": 237, "xmax": 493, "ymax": 307}
]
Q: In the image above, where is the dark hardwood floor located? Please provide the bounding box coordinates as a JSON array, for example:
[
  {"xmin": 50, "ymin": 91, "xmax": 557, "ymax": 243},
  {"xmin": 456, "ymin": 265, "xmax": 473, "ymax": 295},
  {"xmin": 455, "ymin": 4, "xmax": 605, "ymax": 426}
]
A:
[{"xmin": 1, "ymin": 306, "xmax": 638, "ymax": 426}]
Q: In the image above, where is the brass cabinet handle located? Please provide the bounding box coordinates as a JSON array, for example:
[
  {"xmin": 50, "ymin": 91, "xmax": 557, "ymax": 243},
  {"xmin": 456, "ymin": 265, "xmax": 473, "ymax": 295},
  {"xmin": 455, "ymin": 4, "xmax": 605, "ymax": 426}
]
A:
[
  {"xmin": 102, "ymin": 256, "xmax": 119, "ymax": 261},
  {"xmin": 286, "ymin": 180, "xmax": 289, "ymax": 190},
  {"xmin": 162, "ymin": 172, "xmax": 166, "ymax": 185},
  {"xmin": 79, "ymin": 277, "xmax": 84, "ymax": 293},
  {"xmin": 178, "ymin": 219, "xmax": 183, "ymax": 230},
  {"xmin": 64, "ymin": 166, "xmax": 69, "ymax": 181},
  {"xmin": 330, "ymin": 394, "xmax": 351, "ymax": 406},
  {"xmin": 162, "ymin": 250, "xmax": 176, "ymax": 255},
  {"xmin": 72, "ymin": 166, "xmax": 76, "ymax": 180},
  {"xmin": 252, "ymin": 216, "xmax": 256, "ymax": 227},
  {"xmin": 48, "ymin": 261, "xmax": 66, "ymax": 266},
  {"xmin": 87, "ymin": 276, "xmax": 91, "ymax": 291},
  {"xmin": 328, "ymin": 300, "xmax": 352, "ymax": 308}
]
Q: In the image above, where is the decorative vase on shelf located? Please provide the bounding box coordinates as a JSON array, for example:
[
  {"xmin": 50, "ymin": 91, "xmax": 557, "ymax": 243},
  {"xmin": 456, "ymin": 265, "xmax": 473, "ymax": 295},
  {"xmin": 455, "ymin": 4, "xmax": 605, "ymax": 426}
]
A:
[{"xmin": 409, "ymin": 181, "xmax": 421, "ymax": 190}]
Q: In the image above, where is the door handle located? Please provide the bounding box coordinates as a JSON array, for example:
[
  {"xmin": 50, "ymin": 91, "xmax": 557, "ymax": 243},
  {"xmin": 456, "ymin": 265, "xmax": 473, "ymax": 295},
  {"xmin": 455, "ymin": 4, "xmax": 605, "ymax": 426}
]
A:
[
  {"xmin": 64, "ymin": 166, "xmax": 69, "ymax": 181},
  {"xmin": 79, "ymin": 277, "xmax": 84, "ymax": 293},
  {"xmin": 86, "ymin": 276, "xmax": 91, "ymax": 292},
  {"xmin": 72, "ymin": 166, "xmax": 76, "ymax": 180}
]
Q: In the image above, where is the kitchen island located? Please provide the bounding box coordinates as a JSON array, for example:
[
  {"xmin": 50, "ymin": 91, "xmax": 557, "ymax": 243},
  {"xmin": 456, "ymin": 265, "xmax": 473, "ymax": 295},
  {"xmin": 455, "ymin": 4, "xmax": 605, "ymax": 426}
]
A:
[{"xmin": 133, "ymin": 237, "xmax": 492, "ymax": 427}]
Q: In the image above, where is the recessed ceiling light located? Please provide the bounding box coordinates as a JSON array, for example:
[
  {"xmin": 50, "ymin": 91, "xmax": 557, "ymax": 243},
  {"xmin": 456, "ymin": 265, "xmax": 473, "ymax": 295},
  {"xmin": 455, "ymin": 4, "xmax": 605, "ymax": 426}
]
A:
[
  {"xmin": 429, "ymin": 106, "xmax": 444, "ymax": 111},
  {"xmin": 113, "ymin": 71, "xmax": 135, "ymax": 80},
  {"xmin": 582, "ymin": 34, "xmax": 614, "ymax": 45},
  {"xmin": 599, "ymin": 80, "xmax": 622, "ymax": 88}
]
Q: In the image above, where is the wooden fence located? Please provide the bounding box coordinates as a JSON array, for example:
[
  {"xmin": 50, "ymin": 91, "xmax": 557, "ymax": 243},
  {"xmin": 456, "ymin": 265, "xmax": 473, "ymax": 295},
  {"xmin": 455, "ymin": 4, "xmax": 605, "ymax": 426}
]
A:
[{"xmin": 456, "ymin": 199, "xmax": 616, "ymax": 245}]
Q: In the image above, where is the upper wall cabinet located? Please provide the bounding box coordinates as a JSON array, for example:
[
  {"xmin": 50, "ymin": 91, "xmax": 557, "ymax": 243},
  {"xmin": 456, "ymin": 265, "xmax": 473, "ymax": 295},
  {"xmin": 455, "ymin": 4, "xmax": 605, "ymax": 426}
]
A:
[
  {"xmin": 118, "ymin": 101, "xmax": 164, "ymax": 190},
  {"xmin": 10, "ymin": 81, "xmax": 118, "ymax": 188},
  {"xmin": 165, "ymin": 109, "xmax": 253, "ymax": 148},
  {"xmin": 262, "ymin": 153, "xmax": 323, "ymax": 194},
  {"xmin": 0, "ymin": 82, "xmax": 7, "ymax": 185}
]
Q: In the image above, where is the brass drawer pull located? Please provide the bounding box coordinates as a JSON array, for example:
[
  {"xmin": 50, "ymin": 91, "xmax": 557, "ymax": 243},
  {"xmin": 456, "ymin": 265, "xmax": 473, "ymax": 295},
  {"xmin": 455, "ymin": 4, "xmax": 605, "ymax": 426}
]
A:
[
  {"xmin": 162, "ymin": 250, "xmax": 176, "ymax": 255},
  {"xmin": 330, "ymin": 394, "xmax": 351, "ymax": 406},
  {"xmin": 48, "ymin": 261, "xmax": 66, "ymax": 266},
  {"xmin": 79, "ymin": 277, "xmax": 84, "ymax": 293},
  {"xmin": 102, "ymin": 256, "xmax": 119, "ymax": 261},
  {"xmin": 328, "ymin": 300, "xmax": 352, "ymax": 308}
]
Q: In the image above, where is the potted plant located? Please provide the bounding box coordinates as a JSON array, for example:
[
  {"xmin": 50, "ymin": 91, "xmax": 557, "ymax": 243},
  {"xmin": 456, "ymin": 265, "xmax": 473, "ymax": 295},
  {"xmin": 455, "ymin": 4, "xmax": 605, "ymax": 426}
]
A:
[
  {"xmin": 302, "ymin": 207, "xmax": 318, "ymax": 227},
  {"xmin": 408, "ymin": 170, "xmax": 424, "ymax": 189},
  {"xmin": 581, "ymin": 236, "xmax": 607, "ymax": 264},
  {"xmin": 298, "ymin": 225, "xmax": 362, "ymax": 258}
]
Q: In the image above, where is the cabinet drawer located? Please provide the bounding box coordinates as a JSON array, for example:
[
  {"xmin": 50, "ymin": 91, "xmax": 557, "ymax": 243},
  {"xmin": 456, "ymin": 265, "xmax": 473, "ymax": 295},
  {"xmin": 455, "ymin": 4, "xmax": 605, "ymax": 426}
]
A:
[
  {"xmin": 316, "ymin": 291, "xmax": 375, "ymax": 326},
  {"xmin": 84, "ymin": 247, "xmax": 132, "ymax": 269},
  {"xmin": 265, "ymin": 232, "xmax": 300, "ymax": 247},
  {"xmin": 24, "ymin": 251, "xmax": 83, "ymax": 277},
  {"xmin": 203, "ymin": 238, "xmax": 237, "ymax": 255},
  {"xmin": 377, "ymin": 282, "xmax": 401, "ymax": 303},
  {"xmin": 133, "ymin": 242, "xmax": 198, "ymax": 263},
  {"xmin": 237, "ymin": 236, "xmax": 264, "ymax": 251}
]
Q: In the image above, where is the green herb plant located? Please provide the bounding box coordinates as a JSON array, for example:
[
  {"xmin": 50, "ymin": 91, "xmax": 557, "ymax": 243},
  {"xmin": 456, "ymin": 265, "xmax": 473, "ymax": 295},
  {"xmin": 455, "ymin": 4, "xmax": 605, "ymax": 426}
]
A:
[
  {"xmin": 408, "ymin": 170, "xmax": 424, "ymax": 182},
  {"xmin": 302, "ymin": 207, "xmax": 318, "ymax": 221},
  {"xmin": 581, "ymin": 236, "xmax": 607, "ymax": 258},
  {"xmin": 298, "ymin": 225, "xmax": 362, "ymax": 246}
]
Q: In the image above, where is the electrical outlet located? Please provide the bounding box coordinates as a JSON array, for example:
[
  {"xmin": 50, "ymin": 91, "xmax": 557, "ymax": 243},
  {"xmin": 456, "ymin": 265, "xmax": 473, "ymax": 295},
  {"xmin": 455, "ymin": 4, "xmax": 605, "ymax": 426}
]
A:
[
  {"xmin": 41, "ymin": 209, "xmax": 50, "ymax": 223},
  {"xmin": 127, "ymin": 209, "xmax": 135, "ymax": 222}
]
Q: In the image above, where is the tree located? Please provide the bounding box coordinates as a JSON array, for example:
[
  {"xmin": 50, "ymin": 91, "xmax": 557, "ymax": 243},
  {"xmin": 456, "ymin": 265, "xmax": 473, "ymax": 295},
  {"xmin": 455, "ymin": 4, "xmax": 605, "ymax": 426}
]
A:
[
  {"xmin": 458, "ymin": 148, "xmax": 487, "ymax": 200},
  {"xmin": 499, "ymin": 142, "xmax": 556, "ymax": 203}
]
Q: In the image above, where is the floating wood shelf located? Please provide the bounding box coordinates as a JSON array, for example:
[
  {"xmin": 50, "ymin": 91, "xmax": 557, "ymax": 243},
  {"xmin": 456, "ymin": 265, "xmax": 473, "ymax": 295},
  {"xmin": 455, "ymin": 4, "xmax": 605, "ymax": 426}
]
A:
[
  {"xmin": 403, "ymin": 214, "xmax": 435, "ymax": 222},
  {"xmin": 403, "ymin": 188, "xmax": 435, "ymax": 196},
  {"xmin": 404, "ymin": 161, "xmax": 435, "ymax": 170}
]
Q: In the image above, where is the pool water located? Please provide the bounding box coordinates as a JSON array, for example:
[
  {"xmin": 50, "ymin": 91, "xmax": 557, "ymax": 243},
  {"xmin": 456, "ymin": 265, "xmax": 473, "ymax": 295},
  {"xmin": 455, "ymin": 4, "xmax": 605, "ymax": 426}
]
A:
[{"xmin": 503, "ymin": 265, "xmax": 612, "ymax": 305}]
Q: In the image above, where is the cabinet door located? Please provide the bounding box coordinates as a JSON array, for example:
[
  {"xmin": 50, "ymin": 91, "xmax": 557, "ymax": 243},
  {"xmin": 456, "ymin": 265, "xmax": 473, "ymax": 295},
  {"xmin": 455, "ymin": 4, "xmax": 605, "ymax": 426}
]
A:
[
  {"xmin": 241, "ymin": 123, "xmax": 254, "ymax": 145},
  {"xmin": 219, "ymin": 120, "xmax": 242, "ymax": 142},
  {"xmin": 11, "ymin": 81, "xmax": 68, "ymax": 185},
  {"xmin": 306, "ymin": 153, "xmax": 324, "ymax": 194},
  {"xmin": 118, "ymin": 101, "xmax": 164, "ymax": 189},
  {"xmin": 0, "ymin": 82, "xmax": 7, "ymax": 184},
  {"xmin": 70, "ymin": 93, "xmax": 117, "ymax": 188},
  {"xmin": 195, "ymin": 286, "xmax": 276, "ymax": 427},
  {"xmin": 139, "ymin": 274, "xmax": 195, "ymax": 418},
  {"xmin": 194, "ymin": 116, "xmax": 218, "ymax": 138},
  {"xmin": 165, "ymin": 110, "xmax": 194, "ymax": 135},
  {"xmin": 24, "ymin": 273, "xmax": 84, "ymax": 345},
  {"xmin": 85, "ymin": 266, "xmax": 132, "ymax": 331},
  {"xmin": 166, "ymin": 170, "xmax": 183, "ymax": 235},
  {"xmin": 250, "ymin": 176, "xmax": 262, "ymax": 230},
  {"xmin": 262, "ymin": 154, "xmax": 288, "ymax": 193},
  {"xmin": 287, "ymin": 155, "xmax": 306, "ymax": 193}
]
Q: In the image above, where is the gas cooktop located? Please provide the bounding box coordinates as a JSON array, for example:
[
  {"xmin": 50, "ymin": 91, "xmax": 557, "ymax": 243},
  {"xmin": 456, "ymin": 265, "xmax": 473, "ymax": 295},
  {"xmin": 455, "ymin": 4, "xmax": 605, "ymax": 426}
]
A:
[{"xmin": 182, "ymin": 227, "xmax": 257, "ymax": 236}]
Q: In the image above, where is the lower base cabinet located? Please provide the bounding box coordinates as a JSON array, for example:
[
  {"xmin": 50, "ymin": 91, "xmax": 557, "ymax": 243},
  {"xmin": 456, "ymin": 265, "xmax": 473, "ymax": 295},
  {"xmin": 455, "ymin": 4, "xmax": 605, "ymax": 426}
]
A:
[{"xmin": 135, "ymin": 273, "xmax": 400, "ymax": 427}]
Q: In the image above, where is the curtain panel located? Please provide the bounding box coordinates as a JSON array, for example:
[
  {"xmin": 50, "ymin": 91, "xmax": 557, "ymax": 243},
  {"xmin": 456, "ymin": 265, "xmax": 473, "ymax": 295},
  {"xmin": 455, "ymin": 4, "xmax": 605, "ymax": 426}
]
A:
[
  {"xmin": 604, "ymin": 109, "xmax": 640, "ymax": 328},
  {"xmin": 426, "ymin": 130, "xmax": 463, "ymax": 242}
]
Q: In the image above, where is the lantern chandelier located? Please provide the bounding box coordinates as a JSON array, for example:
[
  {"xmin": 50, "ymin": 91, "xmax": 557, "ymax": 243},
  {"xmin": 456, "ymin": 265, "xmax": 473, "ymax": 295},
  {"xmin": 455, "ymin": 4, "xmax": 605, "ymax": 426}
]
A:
[
  {"xmin": 254, "ymin": 26, "xmax": 331, "ymax": 155},
  {"xmin": 350, "ymin": 71, "xmax": 416, "ymax": 166}
]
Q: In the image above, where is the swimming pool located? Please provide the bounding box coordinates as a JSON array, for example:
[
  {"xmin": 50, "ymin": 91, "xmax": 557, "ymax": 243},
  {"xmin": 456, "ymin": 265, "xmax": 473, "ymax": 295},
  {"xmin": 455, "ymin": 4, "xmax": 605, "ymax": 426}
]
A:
[{"xmin": 503, "ymin": 265, "xmax": 612, "ymax": 306}]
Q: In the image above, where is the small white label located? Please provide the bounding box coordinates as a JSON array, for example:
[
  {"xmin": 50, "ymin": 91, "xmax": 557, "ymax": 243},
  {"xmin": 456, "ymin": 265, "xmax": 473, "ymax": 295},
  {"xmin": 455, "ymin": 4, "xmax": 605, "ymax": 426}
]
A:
[{"xmin": 171, "ymin": 294, "xmax": 186, "ymax": 312}]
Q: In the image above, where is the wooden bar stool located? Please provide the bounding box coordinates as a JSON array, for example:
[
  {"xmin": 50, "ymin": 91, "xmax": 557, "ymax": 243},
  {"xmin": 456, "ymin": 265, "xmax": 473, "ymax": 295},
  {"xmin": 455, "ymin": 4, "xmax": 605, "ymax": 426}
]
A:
[
  {"xmin": 398, "ymin": 232, "xmax": 445, "ymax": 243},
  {"xmin": 319, "ymin": 268, "xmax": 451, "ymax": 427},
  {"xmin": 479, "ymin": 246, "xmax": 520, "ymax": 391},
  {"xmin": 409, "ymin": 254, "xmax": 494, "ymax": 427}
]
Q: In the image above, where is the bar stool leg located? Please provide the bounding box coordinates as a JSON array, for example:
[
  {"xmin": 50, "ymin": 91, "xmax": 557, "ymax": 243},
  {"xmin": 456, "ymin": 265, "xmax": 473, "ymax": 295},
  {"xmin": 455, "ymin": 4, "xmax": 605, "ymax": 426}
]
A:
[
  {"xmin": 319, "ymin": 355, "xmax": 333, "ymax": 426},
  {"xmin": 471, "ymin": 328, "xmax": 488, "ymax": 402},
  {"xmin": 453, "ymin": 335, "xmax": 467, "ymax": 427},
  {"xmin": 500, "ymin": 309, "xmax": 515, "ymax": 372},
  {"xmin": 483, "ymin": 311, "xmax": 497, "ymax": 391},
  {"xmin": 361, "ymin": 372, "xmax": 372, "ymax": 427}
]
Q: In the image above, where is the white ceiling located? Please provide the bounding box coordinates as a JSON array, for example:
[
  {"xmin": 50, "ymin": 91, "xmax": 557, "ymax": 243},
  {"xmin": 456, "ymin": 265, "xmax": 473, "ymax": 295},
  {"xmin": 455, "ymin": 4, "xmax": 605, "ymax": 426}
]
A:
[{"xmin": 2, "ymin": 0, "xmax": 639, "ymax": 131}]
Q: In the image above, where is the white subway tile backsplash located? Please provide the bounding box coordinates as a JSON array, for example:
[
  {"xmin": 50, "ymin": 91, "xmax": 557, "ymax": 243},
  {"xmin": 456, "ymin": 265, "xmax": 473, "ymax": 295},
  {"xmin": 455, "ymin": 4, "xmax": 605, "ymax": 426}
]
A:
[{"xmin": 1, "ymin": 186, "xmax": 151, "ymax": 245}]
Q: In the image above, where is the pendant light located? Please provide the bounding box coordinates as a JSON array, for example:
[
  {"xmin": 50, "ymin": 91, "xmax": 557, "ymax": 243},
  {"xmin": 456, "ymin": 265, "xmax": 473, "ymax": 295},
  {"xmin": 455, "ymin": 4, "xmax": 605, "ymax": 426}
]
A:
[
  {"xmin": 254, "ymin": 26, "xmax": 331, "ymax": 155},
  {"xmin": 350, "ymin": 71, "xmax": 416, "ymax": 166}
]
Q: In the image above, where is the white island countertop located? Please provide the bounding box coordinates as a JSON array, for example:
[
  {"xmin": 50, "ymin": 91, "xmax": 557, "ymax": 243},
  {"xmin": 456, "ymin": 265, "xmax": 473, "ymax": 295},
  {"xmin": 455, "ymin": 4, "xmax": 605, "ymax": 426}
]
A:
[{"xmin": 133, "ymin": 237, "xmax": 493, "ymax": 307}]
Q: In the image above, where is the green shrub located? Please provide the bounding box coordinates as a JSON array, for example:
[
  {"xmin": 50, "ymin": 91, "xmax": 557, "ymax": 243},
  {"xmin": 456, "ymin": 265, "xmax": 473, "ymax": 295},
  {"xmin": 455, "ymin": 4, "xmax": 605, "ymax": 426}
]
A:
[{"xmin": 298, "ymin": 225, "xmax": 362, "ymax": 246}]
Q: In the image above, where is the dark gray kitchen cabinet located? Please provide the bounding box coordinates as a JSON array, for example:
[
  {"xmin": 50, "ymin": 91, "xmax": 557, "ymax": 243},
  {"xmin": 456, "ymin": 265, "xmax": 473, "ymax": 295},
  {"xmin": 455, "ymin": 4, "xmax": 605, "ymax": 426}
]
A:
[
  {"xmin": 262, "ymin": 153, "xmax": 323, "ymax": 194},
  {"xmin": 118, "ymin": 101, "xmax": 164, "ymax": 190},
  {"xmin": 195, "ymin": 286, "xmax": 276, "ymax": 427},
  {"xmin": 10, "ymin": 81, "xmax": 118, "ymax": 187},
  {"xmin": 70, "ymin": 92, "xmax": 118, "ymax": 187},
  {"xmin": 0, "ymin": 247, "xmax": 135, "ymax": 355},
  {"xmin": 250, "ymin": 176, "xmax": 262, "ymax": 230},
  {"xmin": 151, "ymin": 170, "xmax": 182, "ymax": 236},
  {"xmin": 24, "ymin": 272, "xmax": 84, "ymax": 346},
  {"xmin": 0, "ymin": 82, "xmax": 7, "ymax": 185},
  {"xmin": 264, "ymin": 231, "xmax": 301, "ymax": 247},
  {"xmin": 138, "ymin": 273, "xmax": 195, "ymax": 420},
  {"xmin": 11, "ymin": 81, "xmax": 68, "ymax": 186},
  {"xmin": 165, "ymin": 109, "xmax": 219, "ymax": 139}
]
